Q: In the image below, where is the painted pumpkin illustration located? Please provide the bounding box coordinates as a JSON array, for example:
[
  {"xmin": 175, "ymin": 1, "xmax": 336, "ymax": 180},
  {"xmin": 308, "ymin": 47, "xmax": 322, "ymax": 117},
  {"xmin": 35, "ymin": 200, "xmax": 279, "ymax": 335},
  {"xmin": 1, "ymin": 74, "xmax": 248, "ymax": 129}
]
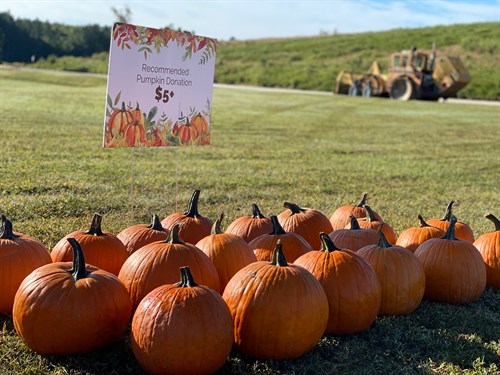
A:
[
  {"xmin": 123, "ymin": 103, "xmax": 147, "ymax": 146},
  {"xmin": 190, "ymin": 113, "xmax": 209, "ymax": 135},
  {"xmin": 107, "ymin": 102, "xmax": 133, "ymax": 140}
]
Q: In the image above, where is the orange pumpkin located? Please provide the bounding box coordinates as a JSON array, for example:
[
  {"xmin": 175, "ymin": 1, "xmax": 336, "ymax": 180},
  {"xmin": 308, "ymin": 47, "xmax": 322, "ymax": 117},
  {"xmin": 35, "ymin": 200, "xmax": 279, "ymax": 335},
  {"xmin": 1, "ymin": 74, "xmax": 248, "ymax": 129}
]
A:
[
  {"xmin": 107, "ymin": 102, "xmax": 133, "ymax": 139},
  {"xmin": 0, "ymin": 215, "xmax": 52, "ymax": 314},
  {"xmin": 396, "ymin": 214, "xmax": 445, "ymax": 252},
  {"xmin": 427, "ymin": 201, "xmax": 474, "ymax": 242},
  {"xmin": 330, "ymin": 193, "xmax": 382, "ymax": 230},
  {"xmin": 329, "ymin": 216, "xmax": 379, "ymax": 252},
  {"xmin": 353, "ymin": 205, "xmax": 397, "ymax": 245},
  {"xmin": 177, "ymin": 119, "xmax": 199, "ymax": 144},
  {"xmin": 117, "ymin": 214, "xmax": 169, "ymax": 255},
  {"xmin": 123, "ymin": 104, "xmax": 147, "ymax": 146},
  {"xmin": 190, "ymin": 112, "xmax": 209, "ymax": 135},
  {"xmin": 473, "ymin": 213, "xmax": 500, "ymax": 288},
  {"xmin": 51, "ymin": 213, "xmax": 128, "ymax": 276},
  {"xmin": 225, "ymin": 203, "xmax": 273, "ymax": 243},
  {"xmin": 294, "ymin": 233, "xmax": 381, "ymax": 334}
]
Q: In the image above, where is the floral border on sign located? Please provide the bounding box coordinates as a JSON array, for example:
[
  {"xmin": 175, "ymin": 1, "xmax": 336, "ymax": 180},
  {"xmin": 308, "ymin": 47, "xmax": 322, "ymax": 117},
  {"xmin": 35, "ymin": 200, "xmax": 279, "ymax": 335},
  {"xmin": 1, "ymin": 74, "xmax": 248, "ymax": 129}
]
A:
[{"xmin": 112, "ymin": 23, "xmax": 217, "ymax": 64}]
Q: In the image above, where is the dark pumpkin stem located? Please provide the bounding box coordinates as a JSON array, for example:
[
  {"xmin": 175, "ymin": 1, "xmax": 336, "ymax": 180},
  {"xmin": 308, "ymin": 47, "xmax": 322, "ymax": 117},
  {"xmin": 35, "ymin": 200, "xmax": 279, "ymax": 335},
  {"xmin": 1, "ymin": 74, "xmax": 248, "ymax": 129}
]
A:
[
  {"xmin": 348, "ymin": 215, "xmax": 361, "ymax": 230},
  {"xmin": 251, "ymin": 203, "xmax": 266, "ymax": 219},
  {"xmin": 212, "ymin": 212, "xmax": 224, "ymax": 235},
  {"xmin": 148, "ymin": 214, "xmax": 165, "ymax": 231},
  {"xmin": 417, "ymin": 214, "xmax": 431, "ymax": 227},
  {"xmin": 283, "ymin": 202, "xmax": 305, "ymax": 215},
  {"xmin": 270, "ymin": 215, "xmax": 287, "ymax": 235},
  {"xmin": 442, "ymin": 216, "xmax": 458, "ymax": 241},
  {"xmin": 319, "ymin": 232, "xmax": 341, "ymax": 252},
  {"xmin": 0, "ymin": 215, "xmax": 19, "ymax": 240},
  {"xmin": 441, "ymin": 201, "xmax": 455, "ymax": 221},
  {"xmin": 271, "ymin": 239, "xmax": 288, "ymax": 266},
  {"xmin": 67, "ymin": 238, "xmax": 88, "ymax": 281},
  {"xmin": 120, "ymin": 101, "xmax": 126, "ymax": 112},
  {"xmin": 86, "ymin": 213, "xmax": 104, "ymax": 236},
  {"xmin": 185, "ymin": 189, "xmax": 202, "ymax": 218},
  {"xmin": 176, "ymin": 266, "xmax": 198, "ymax": 287},
  {"xmin": 363, "ymin": 205, "xmax": 378, "ymax": 222},
  {"xmin": 164, "ymin": 223, "xmax": 185, "ymax": 244},
  {"xmin": 356, "ymin": 193, "xmax": 368, "ymax": 207},
  {"xmin": 377, "ymin": 223, "xmax": 392, "ymax": 247},
  {"xmin": 485, "ymin": 213, "xmax": 500, "ymax": 231}
]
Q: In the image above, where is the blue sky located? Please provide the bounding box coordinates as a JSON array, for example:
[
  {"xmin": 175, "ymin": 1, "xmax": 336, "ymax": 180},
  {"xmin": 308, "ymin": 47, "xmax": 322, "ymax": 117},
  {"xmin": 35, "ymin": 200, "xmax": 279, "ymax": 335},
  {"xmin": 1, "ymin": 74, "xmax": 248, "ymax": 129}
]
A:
[{"xmin": 1, "ymin": 0, "xmax": 499, "ymax": 40}]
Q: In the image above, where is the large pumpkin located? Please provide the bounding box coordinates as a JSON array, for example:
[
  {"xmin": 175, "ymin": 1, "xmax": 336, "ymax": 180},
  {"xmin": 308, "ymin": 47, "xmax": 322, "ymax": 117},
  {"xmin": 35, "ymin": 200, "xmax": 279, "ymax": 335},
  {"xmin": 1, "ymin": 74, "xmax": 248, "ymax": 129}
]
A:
[
  {"xmin": 222, "ymin": 241, "xmax": 328, "ymax": 360},
  {"xmin": 118, "ymin": 223, "xmax": 220, "ymax": 311},
  {"xmin": 107, "ymin": 101, "xmax": 133, "ymax": 139},
  {"xmin": 51, "ymin": 213, "xmax": 128, "ymax": 276},
  {"xmin": 414, "ymin": 217, "xmax": 486, "ymax": 304},
  {"xmin": 294, "ymin": 233, "xmax": 381, "ymax": 334},
  {"xmin": 161, "ymin": 189, "xmax": 212, "ymax": 244},
  {"xmin": 190, "ymin": 112, "xmax": 209, "ymax": 135},
  {"xmin": 353, "ymin": 205, "xmax": 397, "ymax": 245},
  {"xmin": 117, "ymin": 214, "xmax": 169, "ymax": 255},
  {"xmin": 474, "ymin": 213, "xmax": 500, "ymax": 288},
  {"xmin": 13, "ymin": 238, "xmax": 131, "ymax": 355},
  {"xmin": 0, "ymin": 215, "xmax": 52, "ymax": 314},
  {"xmin": 131, "ymin": 266, "xmax": 233, "ymax": 375},
  {"xmin": 277, "ymin": 201, "xmax": 333, "ymax": 249},
  {"xmin": 396, "ymin": 214, "xmax": 445, "ymax": 253},
  {"xmin": 330, "ymin": 193, "xmax": 382, "ymax": 230},
  {"xmin": 177, "ymin": 118, "xmax": 199, "ymax": 144},
  {"xmin": 196, "ymin": 213, "xmax": 257, "ymax": 291},
  {"xmin": 248, "ymin": 215, "xmax": 312, "ymax": 262},
  {"xmin": 358, "ymin": 227, "xmax": 425, "ymax": 315},
  {"xmin": 329, "ymin": 216, "xmax": 379, "ymax": 252},
  {"xmin": 427, "ymin": 201, "xmax": 474, "ymax": 242},
  {"xmin": 225, "ymin": 203, "xmax": 273, "ymax": 243},
  {"xmin": 123, "ymin": 103, "xmax": 147, "ymax": 146}
]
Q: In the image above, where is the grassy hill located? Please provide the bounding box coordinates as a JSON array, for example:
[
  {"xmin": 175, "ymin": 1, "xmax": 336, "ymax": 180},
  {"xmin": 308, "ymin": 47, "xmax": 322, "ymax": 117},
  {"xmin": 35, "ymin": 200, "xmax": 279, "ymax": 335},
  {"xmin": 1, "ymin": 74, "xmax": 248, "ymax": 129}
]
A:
[{"xmin": 31, "ymin": 22, "xmax": 499, "ymax": 100}]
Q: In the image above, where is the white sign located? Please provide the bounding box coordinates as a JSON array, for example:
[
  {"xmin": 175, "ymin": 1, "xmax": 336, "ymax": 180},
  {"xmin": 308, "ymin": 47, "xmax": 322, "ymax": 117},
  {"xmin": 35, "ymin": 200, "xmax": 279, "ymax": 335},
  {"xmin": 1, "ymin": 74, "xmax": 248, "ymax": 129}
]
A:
[{"xmin": 103, "ymin": 23, "xmax": 216, "ymax": 147}]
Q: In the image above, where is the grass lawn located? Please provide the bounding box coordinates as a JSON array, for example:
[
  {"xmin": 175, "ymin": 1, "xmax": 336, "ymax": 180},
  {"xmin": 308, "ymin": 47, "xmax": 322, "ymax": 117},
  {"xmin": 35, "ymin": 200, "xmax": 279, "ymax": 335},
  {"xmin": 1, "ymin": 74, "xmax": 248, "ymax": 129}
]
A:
[{"xmin": 0, "ymin": 67, "xmax": 499, "ymax": 374}]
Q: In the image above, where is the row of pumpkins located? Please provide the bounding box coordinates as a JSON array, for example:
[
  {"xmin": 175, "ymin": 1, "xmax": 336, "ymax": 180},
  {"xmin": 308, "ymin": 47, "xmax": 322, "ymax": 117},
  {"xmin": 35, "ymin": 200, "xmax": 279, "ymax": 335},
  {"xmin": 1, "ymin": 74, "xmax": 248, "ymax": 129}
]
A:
[{"xmin": 1, "ymin": 190, "xmax": 499, "ymax": 374}]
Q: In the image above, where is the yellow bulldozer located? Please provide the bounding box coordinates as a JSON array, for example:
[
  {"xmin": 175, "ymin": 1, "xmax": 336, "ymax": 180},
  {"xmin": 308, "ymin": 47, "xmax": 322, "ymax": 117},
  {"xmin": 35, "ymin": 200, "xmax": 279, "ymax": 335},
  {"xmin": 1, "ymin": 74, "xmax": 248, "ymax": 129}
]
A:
[{"xmin": 334, "ymin": 44, "xmax": 471, "ymax": 100}]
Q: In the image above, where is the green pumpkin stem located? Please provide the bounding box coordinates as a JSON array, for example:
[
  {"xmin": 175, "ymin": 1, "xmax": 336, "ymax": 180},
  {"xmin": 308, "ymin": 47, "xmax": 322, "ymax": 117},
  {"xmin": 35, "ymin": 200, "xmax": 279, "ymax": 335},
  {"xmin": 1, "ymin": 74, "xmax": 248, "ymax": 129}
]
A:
[
  {"xmin": 176, "ymin": 266, "xmax": 198, "ymax": 288},
  {"xmin": 363, "ymin": 205, "xmax": 378, "ymax": 222},
  {"xmin": 251, "ymin": 204, "xmax": 266, "ymax": 219},
  {"xmin": 283, "ymin": 202, "xmax": 305, "ymax": 215},
  {"xmin": 441, "ymin": 200, "xmax": 455, "ymax": 221},
  {"xmin": 356, "ymin": 193, "xmax": 369, "ymax": 207},
  {"xmin": 86, "ymin": 213, "xmax": 104, "ymax": 236},
  {"xmin": 67, "ymin": 238, "xmax": 88, "ymax": 281},
  {"xmin": 442, "ymin": 216, "xmax": 458, "ymax": 241},
  {"xmin": 185, "ymin": 189, "xmax": 202, "ymax": 218},
  {"xmin": 348, "ymin": 215, "xmax": 362, "ymax": 230},
  {"xmin": 164, "ymin": 223, "xmax": 185, "ymax": 244},
  {"xmin": 485, "ymin": 213, "xmax": 500, "ymax": 231},
  {"xmin": 417, "ymin": 214, "xmax": 431, "ymax": 227},
  {"xmin": 319, "ymin": 232, "xmax": 341, "ymax": 252},
  {"xmin": 271, "ymin": 240, "xmax": 288, "ymax": 267},
  {"xmin": 270, "ymin": 215, "xmax": 287, "ymax": 235},
  {"xmin": 377, "ymin": 223, "xmax": 392, "ymax": 247},
  {"xmin": 0, "ymin": 215, "xmax": 19, "ymax": 240},
  {"xmin": 148, "ymin": 214, "xmax": 165, "ymax": 231},
  {"xmin": 212, "ymin": 213, "xmax": 224, "ymax": 235}
]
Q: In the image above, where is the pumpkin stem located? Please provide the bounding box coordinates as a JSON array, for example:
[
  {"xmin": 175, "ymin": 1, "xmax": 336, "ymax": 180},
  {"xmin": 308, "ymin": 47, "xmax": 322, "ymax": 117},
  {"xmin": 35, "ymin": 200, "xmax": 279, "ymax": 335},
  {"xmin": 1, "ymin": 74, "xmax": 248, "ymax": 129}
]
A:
[
  {"xmin": 164, "ymin": 223, "xmax": 185, "ymax": 244},
  {"xmin": 212, "ymin": 212, "xmax": 224, "ymax": 235},
  {"xmin": 271, "ymin": 239, "xmax": 288, "ymax": 267},
  {"xmin": 417, "ymin": 214, "xmax": 431, "ymax": 227},
  {"xmin": 319, "ymin": 232, "xmax": 341, "ymax": 252},
  {"xmin": 356, "ymin": 193, "xmax": 368, "ymax": 207},
  {"xmin": 376, "ymin": 223, "xmax": 392, "ymax": 247},
  {"xmin": 363, "ymin": 205, "xmax": 378, "ymax": 222},
  {"xmin": 348, "ymin": 215, "xmax": 362, "ymax": 230},
  {"xmin": 148, "ymin": 214, "xmax": 165, "ymax": 231},
  {"xmin": 176, "ymin": 266, "xmax": 198, "ymax": 288},
  {"xmin": 251, "ymin": 204, "xmax": 266, "ymax": 219},
  {"xmin": 67, "ymin": 238, "xmax": 88, "ymax": 281},
  {"xmin": 270, "ymin": 215, "xmax": 287, "ymax": 235},
  {"xmin": 0, "ymin": 215, "xmax": 19, "ymax": 240},
  {"xmin": 442, "ymin": 216, "xmax": 458, "ymax": 241},
  {"xmin": 185, "ymin": 189, "xmax": 202, "ymax": 218},
  {"xmin": 441, "ymin": 200, "xmax": 455, "ymax": 221},
  {"xmin": 120, "ymin": 101, "xmax": 126, "ymax": 112},
  {"xmin": 86, "ymin": 213, "xmax": 104, "ymax": 236},
  {"xmin": 485, "ymin": 213, "xmax": 500, "ymax": 231},
  {"xmin": 283, "ymin": 202, "xmax": 305, "ymax": 215}
]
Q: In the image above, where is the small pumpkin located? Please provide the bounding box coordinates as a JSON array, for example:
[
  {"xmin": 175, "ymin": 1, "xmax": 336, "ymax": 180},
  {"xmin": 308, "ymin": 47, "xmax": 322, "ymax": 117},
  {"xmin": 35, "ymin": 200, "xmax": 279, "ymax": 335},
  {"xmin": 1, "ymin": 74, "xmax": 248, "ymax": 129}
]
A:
[
  {"xmin": 0, "ymin": 215, "xmax": 52, "ymax": 314},
  {"xmin": 196, "ymin": 213, "xmax": 257, "ymax": 291},
  {"xmin": 190, "ymin": 112, "xmax": 209, "ymax": 135},
  {"xmin": 51, "ymin": 213, "xmax": 128, "ymax": 276},
  {"xmin": 123, "ymin": 103, "xmax": 147, "ymax": 146},
  {"xmin": 131, "ymin": 266, "xmax": 233, "ymax": 375},
  {"xmin": 474, "ymin": 213, "xmax": 500, "ymax": 288},
  {"xmin": 358, "ymin": 226, "xmax": 425, "ymax": 315},
  {"xmin": 330, "ymin": 193, "xmax": 382, "ymax": 230},
  {"xmin": 294, "ymin": 233, "xmax": 381, "ymax": 334},
  {"xmin": 118, "ymin": 223, "xmax": 220, "ymax": 311},
  {"xmin": 329, "ymin": 215, "xmax": 379, "ymax": 252},
  {"xmin": 107, "ymin": 101, "xmax": 133, "ymax": 139},
  {"xmin": 427, "ymin": 201, "xmax": 474, "ymax": 242},
  {"xmin": 277, "ymin": 201, "xmax": 333, "ymax": 249},
  {"xmin": 225, "ymin": 203, "xmax": 273, "ymax": 243},
  {"xmin": 248, "ymin": 215, "xmax": 312, "ymax": 262},
  {"xmin": 13, "ymin": 238, "xmax": 131, "ymax": 355},
  {"xmin": 222, "ymin": 240, "xmax": 328, "ymax": 360},
  {"xmin": 414, "ymin": 217, "xmax": 486, "ymax": 304},
  {"xmin": 117, "ymin": 214, "xmax": 169, "ymax": 255},
  {"xmin": 161, "ymin": 189, "xmax": 212, "ymax": 244},
  {"xmin": 396, "ymin": 214, "xmax": 445, "ymax": 253},
  {"xmin": 353, "ymin": 205, "xmax": 397, "ymax": 244},
  {"xmin": 177, "ymin": 118, "xmax": 199, "ymax": 144}
]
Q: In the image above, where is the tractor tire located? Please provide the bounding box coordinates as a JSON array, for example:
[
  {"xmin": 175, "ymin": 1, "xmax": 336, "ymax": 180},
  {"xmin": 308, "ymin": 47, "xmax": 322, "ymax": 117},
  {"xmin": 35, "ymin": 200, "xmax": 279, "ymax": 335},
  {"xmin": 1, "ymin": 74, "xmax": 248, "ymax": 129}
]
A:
[{"xmin": 390, "ymin": 77, "xmax": 415, "ymax": 100}]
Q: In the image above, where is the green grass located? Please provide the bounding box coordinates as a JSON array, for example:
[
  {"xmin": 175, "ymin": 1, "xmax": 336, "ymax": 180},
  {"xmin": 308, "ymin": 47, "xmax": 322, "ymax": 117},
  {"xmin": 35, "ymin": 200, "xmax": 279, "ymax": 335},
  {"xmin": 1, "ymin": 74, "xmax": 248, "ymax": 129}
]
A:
[{"xmin": 0, "ymin": 67, "xmax": 499, "ymax": 374}]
